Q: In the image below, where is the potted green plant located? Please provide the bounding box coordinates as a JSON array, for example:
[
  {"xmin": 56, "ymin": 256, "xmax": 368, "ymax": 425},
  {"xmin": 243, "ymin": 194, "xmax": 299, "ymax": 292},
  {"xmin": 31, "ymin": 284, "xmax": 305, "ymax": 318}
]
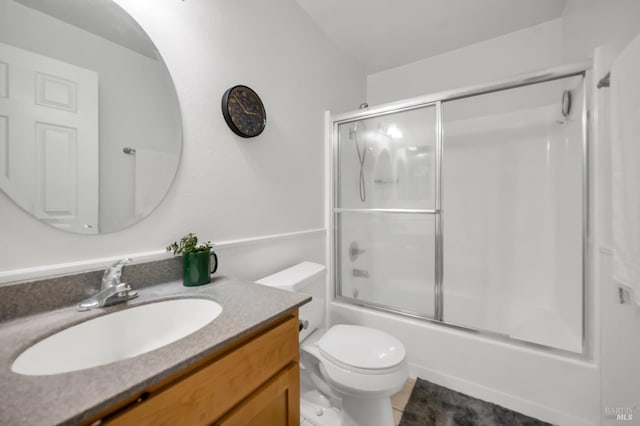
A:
[{"xmin": 167, "ymin": 233, "xmax": 218, "ymax": 287}]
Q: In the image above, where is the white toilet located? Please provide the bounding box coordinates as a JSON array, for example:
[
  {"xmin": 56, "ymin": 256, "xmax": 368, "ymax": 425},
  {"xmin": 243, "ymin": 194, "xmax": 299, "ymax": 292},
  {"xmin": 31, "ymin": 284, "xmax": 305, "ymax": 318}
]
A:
[{"xmin": 256, "ymin": 262, "xmax": 409, "ymax": 426}]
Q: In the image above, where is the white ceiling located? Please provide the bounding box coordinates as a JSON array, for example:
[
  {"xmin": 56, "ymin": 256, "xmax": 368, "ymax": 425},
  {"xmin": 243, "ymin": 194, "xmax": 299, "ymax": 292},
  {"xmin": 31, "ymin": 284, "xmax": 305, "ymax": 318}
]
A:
[
  {"xmin": 296, "ymin": 0, "xmax": 567, "ymax": 73},
  {"xmin": 13, "ymin": 0, "xmax": 158, "ymax": 60}
]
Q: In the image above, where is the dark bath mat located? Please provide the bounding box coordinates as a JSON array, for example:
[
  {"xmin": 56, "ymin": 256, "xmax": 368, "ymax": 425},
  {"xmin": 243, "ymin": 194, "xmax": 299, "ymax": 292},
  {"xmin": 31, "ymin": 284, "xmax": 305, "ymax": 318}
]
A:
[{"xmin": 399, "ymin": 378, "xmax": 553, "ymax": 426}]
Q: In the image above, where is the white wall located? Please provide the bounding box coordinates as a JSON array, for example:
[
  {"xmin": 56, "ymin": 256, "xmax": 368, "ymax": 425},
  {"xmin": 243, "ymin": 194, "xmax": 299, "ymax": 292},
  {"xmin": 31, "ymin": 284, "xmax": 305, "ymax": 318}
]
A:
[
  {"xmin": 562, "ymin": 2, "xmax": 640, "ymax": 423},
  {"xmin": 592, "ymin": 35, "xmax": 640, "ymax": 426},
  {"xmin": 0, "ymin": 0, "xmax": 179, "ymax": 234},
  {"xmin": 0, "ymin": 0, "xmax": 366, "ymax": 279},
  {"xmin": 215, "ymin": 231, "xmax": 326, "ymax": 282},
  {"xmin": 366, "ymin": 19, "xmax": 563, "ymax": 106},
  {"xmin": 593, "ymin": 45, "xmax": 640, "ymax": 425},
  {"xmin": 366, "ymin": 1, "xmax": 640, "ymax": 106},
  {"xmin": 562, "ymin": 0, "xmax": 640, "ymax": 63}
]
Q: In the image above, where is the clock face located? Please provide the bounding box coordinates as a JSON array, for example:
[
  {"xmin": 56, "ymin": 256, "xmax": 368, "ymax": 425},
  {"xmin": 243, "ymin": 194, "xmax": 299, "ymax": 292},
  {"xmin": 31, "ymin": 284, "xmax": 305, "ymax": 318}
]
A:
[{"xmin": 222, "ymin": 85, "xmax": 266, "ymax": 138}]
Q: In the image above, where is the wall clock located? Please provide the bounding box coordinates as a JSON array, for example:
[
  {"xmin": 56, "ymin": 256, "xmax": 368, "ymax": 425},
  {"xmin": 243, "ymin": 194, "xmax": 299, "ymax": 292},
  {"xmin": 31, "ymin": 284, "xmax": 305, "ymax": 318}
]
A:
[{"xmin": 221, "ymin": 85, "xmax": 267, "ymax": 138}]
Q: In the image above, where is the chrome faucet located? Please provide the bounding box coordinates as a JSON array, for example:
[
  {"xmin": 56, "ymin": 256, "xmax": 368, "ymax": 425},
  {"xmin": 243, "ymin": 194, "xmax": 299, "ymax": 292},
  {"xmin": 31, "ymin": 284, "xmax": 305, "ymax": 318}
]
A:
[{"xmin": 78, "ymin": 258, "xmax": 138, "ymax": 311}]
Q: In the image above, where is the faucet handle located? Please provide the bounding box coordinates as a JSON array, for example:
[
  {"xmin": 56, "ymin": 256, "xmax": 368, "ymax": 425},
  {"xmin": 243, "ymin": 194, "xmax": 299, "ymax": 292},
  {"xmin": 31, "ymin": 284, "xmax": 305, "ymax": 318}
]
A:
[
  {"xmin": 115, "ymin": 282, "xmax": 138, "ymax": 298},
  {"xmin": 102, "ymin": 258, "xmax": 132, "ymax": 287}
]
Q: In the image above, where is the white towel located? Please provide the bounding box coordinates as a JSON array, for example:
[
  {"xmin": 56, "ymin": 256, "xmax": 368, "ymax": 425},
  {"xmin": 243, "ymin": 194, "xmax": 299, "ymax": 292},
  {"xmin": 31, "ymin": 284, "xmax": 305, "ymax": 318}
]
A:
[
  {"xmin": 611, "ymin": 33, "xmax": 640, "ymax": 306},
  {"xmin": 134, "ymin": 149, "xmax": 178, "ymax": 219}
]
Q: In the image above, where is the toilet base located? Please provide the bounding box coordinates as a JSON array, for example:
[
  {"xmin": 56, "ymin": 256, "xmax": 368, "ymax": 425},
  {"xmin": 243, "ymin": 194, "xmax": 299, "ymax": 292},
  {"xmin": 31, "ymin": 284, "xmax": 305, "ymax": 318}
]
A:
[
  {"xmin": 300, "ymin": 394, "xmax": 395, "ymax": 426},
  {"xmin": 341, "ymin": 395, "xmax": 395, "ymax": 426},
  {"xmin": 301, "ymin": 397, "xmax": 340, "ymax": 426}
]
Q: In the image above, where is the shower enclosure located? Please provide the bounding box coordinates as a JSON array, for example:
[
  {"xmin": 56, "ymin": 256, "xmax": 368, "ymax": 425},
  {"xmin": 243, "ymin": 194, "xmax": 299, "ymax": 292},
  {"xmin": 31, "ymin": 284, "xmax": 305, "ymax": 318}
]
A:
[{"xmin": 331, "ymin": 64, "xmax": 588, "ymax": 354}]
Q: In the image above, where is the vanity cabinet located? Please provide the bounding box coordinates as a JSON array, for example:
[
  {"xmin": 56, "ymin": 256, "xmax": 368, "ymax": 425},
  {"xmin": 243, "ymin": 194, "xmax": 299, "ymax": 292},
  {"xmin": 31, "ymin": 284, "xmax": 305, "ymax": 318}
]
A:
[{"xmin": 91, "ymin": 311, "xmax": 300, "ymax": 426}]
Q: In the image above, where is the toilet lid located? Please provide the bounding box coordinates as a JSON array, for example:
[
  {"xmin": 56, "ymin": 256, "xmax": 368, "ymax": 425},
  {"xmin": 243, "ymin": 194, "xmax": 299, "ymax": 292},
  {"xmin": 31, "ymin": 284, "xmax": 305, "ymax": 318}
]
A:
[{"xmin": 318, "ymin": 325, "xmax": 405, "ymax": 371}]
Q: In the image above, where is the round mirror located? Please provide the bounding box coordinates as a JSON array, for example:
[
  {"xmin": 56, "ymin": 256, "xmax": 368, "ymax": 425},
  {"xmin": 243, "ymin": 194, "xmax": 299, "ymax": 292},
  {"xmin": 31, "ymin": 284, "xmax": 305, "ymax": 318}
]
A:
[{"xmin": 0, "ymin": 0, "xmax": 182, "ymax": 234}]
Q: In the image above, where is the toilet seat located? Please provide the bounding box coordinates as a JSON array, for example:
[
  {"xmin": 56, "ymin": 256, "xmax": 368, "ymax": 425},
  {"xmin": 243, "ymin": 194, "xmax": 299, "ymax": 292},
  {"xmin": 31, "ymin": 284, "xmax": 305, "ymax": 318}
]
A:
[
  {"xmin": 318, "ymin": 325, "xmax": 405, "ymax": 375},
  {"xmin": 301, "ymin": 325, "xmax": 409, "ymax": 399}
]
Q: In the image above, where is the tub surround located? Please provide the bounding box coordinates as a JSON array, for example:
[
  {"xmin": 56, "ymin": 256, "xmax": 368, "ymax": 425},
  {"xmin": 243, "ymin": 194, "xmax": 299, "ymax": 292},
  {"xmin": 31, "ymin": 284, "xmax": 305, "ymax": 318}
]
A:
[{"xmin": 0, "ymin": 264, "xmax": 309, "ymax": 425}]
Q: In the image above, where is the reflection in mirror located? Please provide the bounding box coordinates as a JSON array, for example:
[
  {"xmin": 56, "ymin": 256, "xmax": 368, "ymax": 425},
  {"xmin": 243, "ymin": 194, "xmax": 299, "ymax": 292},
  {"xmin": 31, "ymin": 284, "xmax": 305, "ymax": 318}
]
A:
[{"xmin": 0, "ymin": 0, "xmax": 182, "ymax": 234}]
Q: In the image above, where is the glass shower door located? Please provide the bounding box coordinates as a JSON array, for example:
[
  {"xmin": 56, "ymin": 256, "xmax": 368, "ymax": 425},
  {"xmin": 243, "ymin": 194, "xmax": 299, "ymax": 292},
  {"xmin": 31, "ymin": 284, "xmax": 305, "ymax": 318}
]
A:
[
  {"xmin": 334, "ymin": 104, "xmax": 439, "ymax": 317},
  {"xmin": 441, "ymin": 76, "xmax": 585, "ymax": 353},
  {"xmin": 332, "ymin": 66, "xmax": 587, "ymax": 355}
]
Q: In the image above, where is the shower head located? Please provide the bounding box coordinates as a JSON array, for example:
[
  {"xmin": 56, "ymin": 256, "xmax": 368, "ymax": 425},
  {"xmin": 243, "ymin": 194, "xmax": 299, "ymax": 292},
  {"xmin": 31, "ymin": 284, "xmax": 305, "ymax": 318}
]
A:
[{"xmin": 348, "ymin": 103, "xmax": 368, "ymax": 139}]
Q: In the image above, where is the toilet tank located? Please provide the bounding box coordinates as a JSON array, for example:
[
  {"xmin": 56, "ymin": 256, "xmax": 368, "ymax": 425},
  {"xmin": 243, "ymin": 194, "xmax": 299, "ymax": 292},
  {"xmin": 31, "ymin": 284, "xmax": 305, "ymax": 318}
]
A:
[{"xmin": 255, "ymin": 262, "xmax": 325, "ymax": 342}]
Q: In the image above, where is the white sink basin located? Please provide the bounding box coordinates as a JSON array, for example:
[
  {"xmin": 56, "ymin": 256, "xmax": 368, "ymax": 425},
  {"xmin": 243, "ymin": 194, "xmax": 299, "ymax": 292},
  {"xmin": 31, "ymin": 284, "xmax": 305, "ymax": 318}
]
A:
[{"xmin": 12, "ymin": 298, "xmax": 222, "ymax": 376}]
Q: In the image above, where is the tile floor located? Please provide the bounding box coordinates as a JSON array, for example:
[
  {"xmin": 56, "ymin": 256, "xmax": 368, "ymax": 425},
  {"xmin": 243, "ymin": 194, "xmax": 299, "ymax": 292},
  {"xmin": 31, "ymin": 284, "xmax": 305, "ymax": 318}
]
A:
[{"xmin": 390, "ymin": 377, "xmax": 417, "ymax": 425}]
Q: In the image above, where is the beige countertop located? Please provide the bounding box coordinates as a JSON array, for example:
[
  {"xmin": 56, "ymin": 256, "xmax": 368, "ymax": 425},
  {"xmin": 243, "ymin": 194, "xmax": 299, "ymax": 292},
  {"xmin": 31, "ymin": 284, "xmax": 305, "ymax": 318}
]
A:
[{"xmin": 0, "ymin": 276, "xmax": 310, "ymax": 426}]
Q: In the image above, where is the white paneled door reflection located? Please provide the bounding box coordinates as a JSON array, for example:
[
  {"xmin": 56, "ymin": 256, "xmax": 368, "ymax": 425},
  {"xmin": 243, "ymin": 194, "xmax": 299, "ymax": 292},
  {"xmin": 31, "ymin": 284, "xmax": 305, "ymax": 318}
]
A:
[{"xmin": 0, "ymin": 42, "xmax": 98, "ymax": 233}]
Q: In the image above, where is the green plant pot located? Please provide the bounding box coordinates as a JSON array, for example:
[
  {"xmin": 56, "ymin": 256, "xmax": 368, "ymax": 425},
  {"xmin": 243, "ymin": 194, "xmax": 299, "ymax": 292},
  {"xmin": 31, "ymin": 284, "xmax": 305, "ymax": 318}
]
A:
[{"xmin": 182, "ymin": 251, "xmax": 218, "ymax": 287}]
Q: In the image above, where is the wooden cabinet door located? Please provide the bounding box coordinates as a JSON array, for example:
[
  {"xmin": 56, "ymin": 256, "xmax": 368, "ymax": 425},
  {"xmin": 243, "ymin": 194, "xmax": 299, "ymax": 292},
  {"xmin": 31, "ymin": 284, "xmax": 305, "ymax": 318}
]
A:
[
  {"xmin": 216, "ymin": 363, "xmax": 300, "ymax": 426},
  {"xmin": 105, "ymin": 315, "xmax": 299, "ymax": 426}
]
